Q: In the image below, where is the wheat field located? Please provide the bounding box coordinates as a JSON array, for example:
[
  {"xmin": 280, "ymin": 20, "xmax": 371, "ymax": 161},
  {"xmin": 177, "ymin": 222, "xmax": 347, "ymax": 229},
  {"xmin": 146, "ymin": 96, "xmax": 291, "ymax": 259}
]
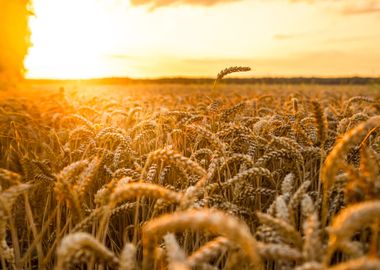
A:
[{"xmin": 0, "ymin": 70, "xmax": 380, "ymax": 270}]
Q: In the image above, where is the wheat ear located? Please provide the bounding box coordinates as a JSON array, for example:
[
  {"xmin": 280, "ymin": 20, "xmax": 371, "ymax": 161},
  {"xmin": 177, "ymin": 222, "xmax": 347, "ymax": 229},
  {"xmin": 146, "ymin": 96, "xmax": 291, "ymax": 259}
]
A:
[
  {"xmin": 142, "ymin": 209, "xmax": 262, "ymax": 270},
  {"xmin": 321, "ymin": 116, "xmax": 380, "ymax": 189},
  {"xmin": 109, "ymin": 182, "xmax": 182, "ymax": 208},
  {"xmin": 164, "ymin": 233, "xmax": 190, "ymax": 270},
  {"xmin": 320, "ymin": 116, "xmax": 380, "ymax": 226},
  {"xmin": 325, "ymin": 201, "xmax": 380, "ymax": 265},
  {"xmin": 303, "ymin": 212, "xmax": 322, "ymax": 262},
  {"xmin": 119, "ymin": 243, "xmax": 137, "ymax": 270},
  {"xmin": 311, "ymin": 101, "xmax": 327, "ymax": 147},
  {"xmin": 295, "ymin": 262, "xmax": 323, "ymax": 270},
  {"xmin": 256, "ymin": 241, "xmax": 303, "ymax": 262},
  {"xmin": 187, "ymin": 236, "xmax": 231, "ymax": 267},
  {"xmin": 213, "ymin": 66, "xmax": 251, "ymax": 89},
  {"xmin": 328, "ymin": 200, "xmax": 380, "ymax": 244},
  {"xmin": 55, "ymin": 232, "xmax": 119, "ymax": 269},
  {"xmin": 0, "ymin": 184, "xmax": 31, "ymax": 264},
  {"xmin": 256, "ymin": 212, "xmax": 303, "ymax": 248}
]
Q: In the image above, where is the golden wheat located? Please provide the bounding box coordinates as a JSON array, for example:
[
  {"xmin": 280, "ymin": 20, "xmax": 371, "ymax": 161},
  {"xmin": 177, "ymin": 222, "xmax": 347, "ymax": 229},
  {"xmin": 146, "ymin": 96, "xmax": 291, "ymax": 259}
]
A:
[{"xmin": 0, "ymin": 74, "xmax": 379, "ymax": 270}]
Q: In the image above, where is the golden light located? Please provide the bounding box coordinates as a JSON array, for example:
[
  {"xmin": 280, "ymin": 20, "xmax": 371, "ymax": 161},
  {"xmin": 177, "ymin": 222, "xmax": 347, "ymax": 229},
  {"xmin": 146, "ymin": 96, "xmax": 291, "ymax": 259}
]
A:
[
  {"xmin": 25, "ymin": 0, "xmax": 131, "ymax": 79},
  {"xmin": 24, "ymin": 0, "xmax": 380, "ymax": 79}
]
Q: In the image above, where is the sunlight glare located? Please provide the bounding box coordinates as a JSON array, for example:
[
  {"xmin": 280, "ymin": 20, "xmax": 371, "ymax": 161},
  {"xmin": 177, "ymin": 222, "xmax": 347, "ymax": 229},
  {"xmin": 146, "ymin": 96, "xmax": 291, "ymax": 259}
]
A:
[{"xmin": 25, "ymin": 0, "xmax": 129, "ymax": 79}]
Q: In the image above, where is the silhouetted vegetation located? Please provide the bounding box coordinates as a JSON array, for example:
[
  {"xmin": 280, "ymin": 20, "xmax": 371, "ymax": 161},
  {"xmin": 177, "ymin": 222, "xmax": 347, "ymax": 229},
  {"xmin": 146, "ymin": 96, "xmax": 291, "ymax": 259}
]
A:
[{"xmin": 28, "ymin": 76, "xmax": 380, "ymax": 86}]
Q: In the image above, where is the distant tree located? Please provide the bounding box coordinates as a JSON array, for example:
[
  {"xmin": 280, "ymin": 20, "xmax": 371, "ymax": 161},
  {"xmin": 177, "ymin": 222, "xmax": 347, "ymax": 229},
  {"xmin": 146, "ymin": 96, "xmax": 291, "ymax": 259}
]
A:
[{"xmin": 0, "ymin": 0, "xmax": 31, "ymax": 84}]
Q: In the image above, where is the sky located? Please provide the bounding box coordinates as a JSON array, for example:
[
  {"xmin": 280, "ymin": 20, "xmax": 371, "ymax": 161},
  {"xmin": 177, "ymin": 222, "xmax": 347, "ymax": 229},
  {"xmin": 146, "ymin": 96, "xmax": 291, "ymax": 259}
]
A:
[{"xmin": 25, "ymin": 0, "xmax": 380, "ymax": 79}]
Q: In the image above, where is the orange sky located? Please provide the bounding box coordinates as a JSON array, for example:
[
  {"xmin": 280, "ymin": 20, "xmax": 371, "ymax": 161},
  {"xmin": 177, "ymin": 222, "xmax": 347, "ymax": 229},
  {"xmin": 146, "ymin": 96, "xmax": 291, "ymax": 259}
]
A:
[{"xmin": 25, "ymin": 0, "xmax": 380, "ymax": 79}]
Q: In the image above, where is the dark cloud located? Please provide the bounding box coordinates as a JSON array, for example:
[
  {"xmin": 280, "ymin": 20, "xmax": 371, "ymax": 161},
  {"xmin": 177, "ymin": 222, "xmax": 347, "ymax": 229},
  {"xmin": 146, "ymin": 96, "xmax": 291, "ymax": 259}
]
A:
[{"xmin": 130, "ymin": 0, "xmax": 240, "ymax": 9}]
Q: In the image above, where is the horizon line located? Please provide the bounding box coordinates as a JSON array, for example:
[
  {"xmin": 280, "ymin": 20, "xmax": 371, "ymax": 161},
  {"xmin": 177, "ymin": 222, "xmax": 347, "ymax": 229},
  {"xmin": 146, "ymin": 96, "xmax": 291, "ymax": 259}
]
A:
[
  {"xmin": 25, "ymin": 75, "xmax": 380, "ymax": 81},
  {"xmin": 24, "ymin": 76, "xmax": 380, "ymax": 85}
]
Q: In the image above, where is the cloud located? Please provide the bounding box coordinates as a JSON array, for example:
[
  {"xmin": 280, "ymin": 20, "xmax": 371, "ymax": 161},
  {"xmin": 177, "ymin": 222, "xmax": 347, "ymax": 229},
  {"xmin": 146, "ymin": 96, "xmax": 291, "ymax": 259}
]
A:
[
  {"xmin": 130, "ymin": 0, "xmax": 240, "ymax": 9},
  {"xmin": 273, "ymin": 33, "xmax": 307, "ymax": 40},
  {"xmin": 273, "ymin": 28, "xmax": 326, "ymax": 41},
  {"xmin": 129, "ymin": 0, "xmax": 380, "ymax": 15},
  {"xmin": 342, "ymin": 1, "xmax": 380, "ymax": 15},
  {"xmin": 181, "ymin": 50, "xmax": 380, "ymax": 76},
  {"xmin": 108, "ymin": 54, "xmax": 135, "ymax": 60},
  {"xmin": 326, "ymin": 35, "xmax": 377, "ymax": 43},
  {"xmin": 289, "ymin": 0, "xmax": 380, "ymax": 15}
]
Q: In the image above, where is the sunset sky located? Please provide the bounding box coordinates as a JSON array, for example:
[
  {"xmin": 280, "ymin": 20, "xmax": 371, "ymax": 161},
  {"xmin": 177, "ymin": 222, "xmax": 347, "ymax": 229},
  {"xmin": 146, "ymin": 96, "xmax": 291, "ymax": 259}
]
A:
[{"xmin": 25, "ymin": 0, "xmax": 380, "ymax": 79}]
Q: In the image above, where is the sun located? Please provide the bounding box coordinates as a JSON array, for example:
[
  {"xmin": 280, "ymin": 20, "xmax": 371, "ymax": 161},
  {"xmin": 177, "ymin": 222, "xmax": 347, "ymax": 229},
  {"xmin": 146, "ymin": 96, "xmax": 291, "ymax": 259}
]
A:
[{"xmin": 25, "ymin": 0, "xmax": 129, "ymax": 79}]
